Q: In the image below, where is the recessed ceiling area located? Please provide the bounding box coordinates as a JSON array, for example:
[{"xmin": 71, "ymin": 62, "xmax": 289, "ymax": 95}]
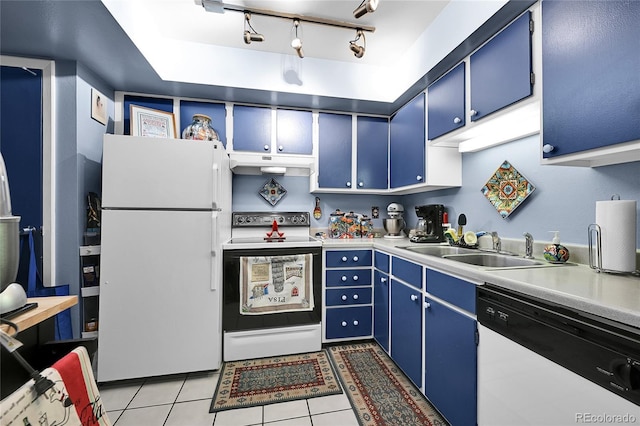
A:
[{"xmin": 1, "ymin": 0, "xmax": 512, "ymax": 113}]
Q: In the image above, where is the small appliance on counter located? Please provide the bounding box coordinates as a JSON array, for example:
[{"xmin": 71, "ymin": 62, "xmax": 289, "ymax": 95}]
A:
[
  {"xmin": 382, "ymin": 203, "xmax": 405, "ymax": 239},
  {"xmin": 410, "ymin": 204, "xmax": 445, "ymax": 243}
]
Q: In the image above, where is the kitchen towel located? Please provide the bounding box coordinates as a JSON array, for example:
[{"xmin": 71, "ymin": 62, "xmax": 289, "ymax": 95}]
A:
[
  {"xmin": 595, "ymin": 199, "xmax": 637, "ymax": 272},
  {"xmin": 239, "ymin": 254, "xmax": 314, "ymax": 315}
]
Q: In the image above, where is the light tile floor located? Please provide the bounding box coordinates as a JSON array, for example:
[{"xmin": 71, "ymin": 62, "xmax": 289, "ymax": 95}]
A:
[{"xmin": 98, "ymin": 370, "xmax": 360, "ymax": 426}]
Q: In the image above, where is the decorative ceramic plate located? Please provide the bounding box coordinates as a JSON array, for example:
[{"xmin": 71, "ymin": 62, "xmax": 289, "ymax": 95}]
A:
[
  {"xmin": 259, "ymin": 178, "xmax": 287, "ymax": 206},
  {"xmin": 481, "ymin": 160, "xmax": 535, "ymax": 218}
]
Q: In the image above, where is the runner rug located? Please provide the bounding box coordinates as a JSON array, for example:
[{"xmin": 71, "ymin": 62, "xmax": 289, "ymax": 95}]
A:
[
  {"xmin": 327, "ymin": 342, "xmax": 449, "ymax": 426},
  {"xmin": 209, "ymin": 350, "xmax": 342, "ymax": 412}
]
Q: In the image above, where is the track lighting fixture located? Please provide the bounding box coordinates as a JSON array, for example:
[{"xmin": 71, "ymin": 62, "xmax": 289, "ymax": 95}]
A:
[
  {"xmin": 349, "ymin": 29, "xmax": 366, "ymax": 58},
  {"xmin": 291, "ymin": 19, "xmax": 304, "ymax": 58},
  {"xmin": 353, "ymin": 0, "xmax": 379, "ymax": 19},
  {"xmin": 243, "ymin": 13, "xmax": 265, "ymax": 44}
]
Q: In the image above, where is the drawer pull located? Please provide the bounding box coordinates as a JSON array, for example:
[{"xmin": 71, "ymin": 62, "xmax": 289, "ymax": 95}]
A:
[
  {"xmin": 353, "ymin": 275, "xmax": 359, "ymax": 281},
  {"xmin": 341, "ymin": 276, "xmax": 347, "ymax": 282},
  {"xmin": 353, "ymin": 294, "xmax": 359, "ymax": 300},
  {"xmin": 342, "ymin": 256, "xmax": 348, "ymax": 262},
  {"xmin": 410, "ymin": 294, "xmax": 419, "ymax": 301},
  {"xmin": 341, "ymin": 321, "xmax": 347, "ymax": 327},
  {"xmin": 342, "ymin": 295, "xmax": 348, "ymax": 301},
  {"xmin": 381, "ymin": 277, "xmax": 387, "ymax": 283},
  {"xmin": 353, "ymin": 256, "xmax": 359, "ymax": 262},
  {"xmin": 353, "ymin": 320, "xmax": 359, "ymax": 326}
]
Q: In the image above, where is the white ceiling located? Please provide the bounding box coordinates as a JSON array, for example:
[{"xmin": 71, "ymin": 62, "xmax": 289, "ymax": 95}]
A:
[{"xmin": 137, "ymin": 0, "xmax": 450, "ymax": 66}]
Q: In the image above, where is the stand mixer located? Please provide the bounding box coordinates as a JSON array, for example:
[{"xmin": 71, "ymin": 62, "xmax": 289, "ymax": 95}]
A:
[{"xmin": 382, "ymin": 203, "xmax": 406, "ymax": 239}]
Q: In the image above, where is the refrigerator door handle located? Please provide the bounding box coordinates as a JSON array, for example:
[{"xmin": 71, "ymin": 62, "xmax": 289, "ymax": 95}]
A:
[
  {"xmin": 210, "ymin": 212, "xmax": 219, "ymax": 291},
  {"xmin": 212, "ymin": 162, "xmax": 220, "ymax": 210}
]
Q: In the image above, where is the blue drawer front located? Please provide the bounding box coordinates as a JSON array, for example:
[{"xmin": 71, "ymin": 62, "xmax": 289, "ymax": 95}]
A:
[
  {"xmin": 326, "ymin": 250, "xmax": 372, "ymax": 268},
  {"xmin": 326, "ymin": 270, "xmax": 372, "ymax": 287},
  {"xmin": 326, "ymin": 306, "xmax": 372, "ymax": 339},
  {"xmin": 374, "ymin": 251, "xmax": 390, "ymax": 273},
  {"xmin": 426, "ymin": 269, "xmax": 476, "ymax": 314},
  {"xmin": 391, "ymin": 257, "xmax": 422, "ymax": 289},
  {"xmin": 326, "ymin": 288, "xmax": 372, "ymax": 306}
]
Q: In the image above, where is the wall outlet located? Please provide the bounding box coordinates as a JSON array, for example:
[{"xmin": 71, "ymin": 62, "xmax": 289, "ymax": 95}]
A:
[{"xmin": 372, "ymin": 206, "xmax": 379, "ymax": 218}]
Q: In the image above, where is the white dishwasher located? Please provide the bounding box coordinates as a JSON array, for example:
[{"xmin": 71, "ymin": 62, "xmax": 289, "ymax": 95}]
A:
[{"xmin": 477, "ymin": 285, "xmax": 640, "ymax": 426}]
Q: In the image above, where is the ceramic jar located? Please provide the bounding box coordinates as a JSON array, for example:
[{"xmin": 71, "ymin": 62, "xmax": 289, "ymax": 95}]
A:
[
  {"xmin": 329, "ymin": 210, "xmax": 347, "ymax": 239},
  {"xmin": 182, "ymin": 114, "xmax": 219, "ymax": 141},
  {"xmin": 360, "ymin": 214, "xmax": 374, "ymax": 238},
  {"xmin": 344, "ymin": 212, "xmax": 361, "ymax": 238}
]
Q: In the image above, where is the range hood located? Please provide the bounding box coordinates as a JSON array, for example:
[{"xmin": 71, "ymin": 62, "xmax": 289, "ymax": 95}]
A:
[{"xmin": 228, "ymin": 152, "xmax": 315, "ymax": 176}]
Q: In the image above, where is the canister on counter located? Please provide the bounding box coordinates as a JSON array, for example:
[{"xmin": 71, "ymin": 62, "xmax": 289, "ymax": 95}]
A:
[
  {"xmin": 345, "ymin": 211, "xmax": 361, "ymax": 238},
  {"xmin": 329, "ymin": 209, "xmax": 347, "ymax": 238},
  {"xmin": 360, "ymin": 214, "xmax": 374, "ymax": 238}
]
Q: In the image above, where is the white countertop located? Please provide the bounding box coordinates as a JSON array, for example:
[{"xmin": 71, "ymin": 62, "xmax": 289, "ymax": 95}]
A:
[{"xmin": 321, "ymin": 237, "xmax": 640, "ymax": 329}]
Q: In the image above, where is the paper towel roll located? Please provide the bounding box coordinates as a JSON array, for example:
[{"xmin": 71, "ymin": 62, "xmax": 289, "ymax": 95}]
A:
[{"xmin": 595, "ymin": 199, "xmax": 637, "ymax": 272}]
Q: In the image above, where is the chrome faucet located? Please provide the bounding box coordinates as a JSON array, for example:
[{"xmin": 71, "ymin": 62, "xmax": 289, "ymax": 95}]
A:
[
  {"xmin": 523, "ymin": 232, "xmax": 534, "ymax": 259},
  {"xmin": 491, "ymin": 232, "xmax": 501, "ymax": 253}
]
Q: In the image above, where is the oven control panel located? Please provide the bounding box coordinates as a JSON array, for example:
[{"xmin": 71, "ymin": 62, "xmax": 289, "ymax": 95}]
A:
[{"xmin": 232, "ymin": 212, "xmax": 310, "ymax": 227}]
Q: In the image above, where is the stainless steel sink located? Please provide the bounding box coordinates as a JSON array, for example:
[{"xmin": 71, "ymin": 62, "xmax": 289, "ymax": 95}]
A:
[
  {"xmin": 398, "ymin": 245, "xmax": 477, "ymax": 257},
  {"xmin": 442, "ymin": 253, "xmax": 545, "ymax": 268}
]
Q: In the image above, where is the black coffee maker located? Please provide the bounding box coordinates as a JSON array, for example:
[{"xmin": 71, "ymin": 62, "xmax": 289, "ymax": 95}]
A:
[{"xmin": 411, "ymin": 204, "xmax": 445, "ymax": 243}]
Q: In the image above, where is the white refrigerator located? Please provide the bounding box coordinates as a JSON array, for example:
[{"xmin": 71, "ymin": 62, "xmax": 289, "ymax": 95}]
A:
[{"xmin": 97, "ymin": 134, "xmax": 231, "ymax": 382}]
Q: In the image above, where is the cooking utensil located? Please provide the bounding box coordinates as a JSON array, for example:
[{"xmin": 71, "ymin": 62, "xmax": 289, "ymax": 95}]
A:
[{"xmin": 313, "ymin": 197, "xmax": 322, "ymax": 219}]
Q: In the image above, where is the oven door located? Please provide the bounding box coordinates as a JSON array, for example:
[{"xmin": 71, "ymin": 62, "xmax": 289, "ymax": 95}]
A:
[{"xmin": 222, "ymin": 246, "xmax": 322, "ymax": 333}]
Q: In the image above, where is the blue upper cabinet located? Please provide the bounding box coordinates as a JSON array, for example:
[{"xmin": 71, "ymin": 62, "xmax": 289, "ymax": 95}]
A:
[
  {"xmin": 390, "ymin": 93, "xmax": 425, "ymax": 188},
  {"xmin": 427, "ymin": 63, "xmax": 465, "ymax": 140},
  {"xmin": 232, "ymin": 105, "xmax": 272, "ymax": 152},
  {"xmin": 470, "ymin": 11, "xmax": 533, "ymax": 122},
  {"xmin": 275, "ymin": 109, "xmax": 313, "ymax": 155},
  {"xmin": 356, "ymin": 116, "xmax": 388, "ymax": 190},
  {"xmin": 318, "ymin": 112, "xmax": 352, "ymax": 189},
  {"xmin": 542, "ymin": 0, "xmax": 640, "ymax": 158}
]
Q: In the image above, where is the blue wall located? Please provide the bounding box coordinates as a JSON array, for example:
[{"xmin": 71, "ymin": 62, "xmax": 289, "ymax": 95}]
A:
[{"xmin": 233, "ymin": 134, "xmax": 640, "ymax": 247}]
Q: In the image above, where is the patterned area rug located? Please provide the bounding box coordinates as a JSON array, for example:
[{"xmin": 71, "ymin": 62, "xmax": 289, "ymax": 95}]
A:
[
  {"xmin": 209, "ymin": 350, "xmax": 342, "ymax": 412},
  {"xmin": 328, "ymin": 342, "xmax": 449, "ymax": 426}
]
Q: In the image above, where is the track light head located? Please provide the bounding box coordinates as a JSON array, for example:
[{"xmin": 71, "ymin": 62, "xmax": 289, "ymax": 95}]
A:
[
  {"xmin": 243, "ymin": 12, "xmax": 265, "ymax": 44},
  {"xmin": 349, "ymin": 29, "xmax": 366, "ymax": 58},
  {"xmin": 353, "ymin": 0, "xmax": 379, "ymax": 19},
  {"xmin": 196, "ymin": 0, "xmax": 224, "ymax": 14},
  {"xmin": 291, "ymin": 19, "xmax": 304, "ymax": 58}
]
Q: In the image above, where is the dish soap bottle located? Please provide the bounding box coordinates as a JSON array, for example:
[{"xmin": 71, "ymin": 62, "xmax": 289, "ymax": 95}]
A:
[{"xmin": 543, "ymin": 231, "xmax": 570, "ymax": 263}]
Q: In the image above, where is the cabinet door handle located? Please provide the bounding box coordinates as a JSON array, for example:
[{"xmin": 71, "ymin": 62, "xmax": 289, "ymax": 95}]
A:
[
  {"xmin": 342, "ymin": 295, "xmax": 348, "ymax": 301},
  {"xmin": 410, "ymin": 294, "xmax": 418, "ymax": 301},
  {"xmin": 353, "ymin": 294, "xmax": 359, "ymax": 300},
  {"xmin": 416, "ymin": 175, "xmax": 423, "ymax": 181},
  {"xmin": 346, "ymin": 181, "xmax": 352, "ymax": 187},
  {"xmin": 424, "ymin": 301, "xmax": 431, "ymax": 308},
  {"xmin": 342, "ymin": 256, "xmax": 348, "ymax": 262},
  {"xmin": 341, "ymin": 321, "xmax": 347, "ymax": 327},
  {"xmin": 341, "ymin": 276, "xmax": 347, "ymax": 282},
  {"xmin": 470, "ymin": 109, "xmax": 478, "ymax": 116},
  {"xmin": 453, "ymin": 117, "xmax": 462, "ymax": 124},
  {"xmin": 353, "ymin": 256, "xmax": 359, "ymax": 262},
  {"xmin": 353, "ymin": 275, "xmax": 359, "ymax": 281},
  {"xmin": 278, "ymin": 145, "xmax": 284, "ymax": 151},
  {"xmin": 543, "ymin": 144, "xmax": 555, "ymax": 153},
  {"xmin": 358, "ymin": 181, "xmax": 364, "ymax": 187},
  {"xmin": 263, "ymin": 144, "xmax": 270, "ymax": 151},
  {"xmin": 381, "ymin": 277, "xmax": 387, "ymax": 283},
  {"xmin": 353, "ymin": 320, "xmax": 359, "ymax": 326}
]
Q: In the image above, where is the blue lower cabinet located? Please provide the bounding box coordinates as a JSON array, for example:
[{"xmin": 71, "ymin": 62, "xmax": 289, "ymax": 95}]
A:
[
  {"xmin": 326, "ymin": 270, "xmax": 371, "ymax": 287},
  {"xmin": 326, "ymin": 288, "xmax": 371, "ymax": 306},
  {"xmin": 424, "ymin": 296, "xmax": 477, "ymax": 426},
  {"xmin": 373, "ymin": 269, "xmax": 390, "ymax": 352},
  {"xmin": 390, "ymin": 279, "xmax": 422, "ymax": 387},
  {"xmin": 325, "ymin": 306, "xmax": 372, "ymax": 339}
]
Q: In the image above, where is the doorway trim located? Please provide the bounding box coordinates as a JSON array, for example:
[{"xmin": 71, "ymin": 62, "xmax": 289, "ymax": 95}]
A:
[{"xmin": 1, "ymin": 55, "xmax": 56, "ymax": 286}]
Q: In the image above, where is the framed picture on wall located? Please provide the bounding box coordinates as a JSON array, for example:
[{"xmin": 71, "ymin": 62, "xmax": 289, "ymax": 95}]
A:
[
  {"xmin": 130, "ymin": 104, "xmax": 177, "ymax": 138},
  {"xmin": 91, "ymin": 88, "xmax": 107, "ymax": 125}
]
